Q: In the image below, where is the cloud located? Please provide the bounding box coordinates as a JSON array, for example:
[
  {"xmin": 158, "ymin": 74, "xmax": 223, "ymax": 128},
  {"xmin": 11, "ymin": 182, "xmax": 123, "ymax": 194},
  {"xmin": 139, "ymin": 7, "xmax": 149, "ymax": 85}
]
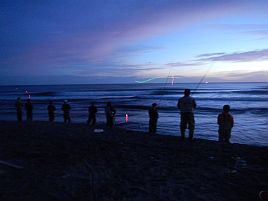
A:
[
  {"xmin": 166, "ymin": 61, "xmax": 203, "ymax": 67},
  {"xmin": 208, "ymin": 24, "xmax": 268, "ymax": 38},
  {"xmin": 196, "ymin": 49, "xmax": 268, "ymax": 62},
  {"xmin": 196, "ymin": 52, "xmax": 225, "ymax": 58},
  {"xmin": 211, "ymin": 70, "xmax": 268, "ymax": 82},
  {"xmin": 1, "ymin": 1, "xmax": 244, "ymax": 69}
]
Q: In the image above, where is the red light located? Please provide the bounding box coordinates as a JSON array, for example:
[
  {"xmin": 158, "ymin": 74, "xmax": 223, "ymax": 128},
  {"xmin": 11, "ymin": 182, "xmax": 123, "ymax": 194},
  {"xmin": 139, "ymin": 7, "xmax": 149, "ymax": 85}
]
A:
[{"xmin": 125, "ymin": 113, "xmax": 128, "ymax": 123}]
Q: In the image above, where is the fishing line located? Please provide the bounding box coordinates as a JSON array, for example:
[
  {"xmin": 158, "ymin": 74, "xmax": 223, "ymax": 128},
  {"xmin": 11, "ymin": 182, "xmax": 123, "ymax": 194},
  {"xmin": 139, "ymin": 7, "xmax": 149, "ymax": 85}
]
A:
[
  {"xmin": 193, "ymin": 62, "xmax": 214, "ymax": 94},
  {"xmin": 157, "ymin": 67, "xmax": 172, "ymax": 105}
]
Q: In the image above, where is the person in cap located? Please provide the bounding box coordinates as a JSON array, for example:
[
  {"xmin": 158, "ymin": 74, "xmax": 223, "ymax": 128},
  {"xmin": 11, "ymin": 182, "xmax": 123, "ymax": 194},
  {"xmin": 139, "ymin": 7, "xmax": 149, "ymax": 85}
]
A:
[
  {"xmin": 177, "ymin": 89, "xmax": 197, "ymax": 141},
  {"xmin": 217, "ymin": 104, "xmax": 234, "ymax": 143},
  {"xmin": 105, "ymin": 102, "xmax": 116, "ymax": 128},
  {"xmin": 61, "ymin": 100, "xmax": 71, "ymax": 123},
  {"xmin": 25, "ymin": 98, "xmax": 33, "ymax": 121},
  {"xmin": 88, "ymin": 102, "xmax": 98, "ymax": 126},
  {"xmin": 47, "ymin": 100, "xmax": 56, "ymax": 122}
]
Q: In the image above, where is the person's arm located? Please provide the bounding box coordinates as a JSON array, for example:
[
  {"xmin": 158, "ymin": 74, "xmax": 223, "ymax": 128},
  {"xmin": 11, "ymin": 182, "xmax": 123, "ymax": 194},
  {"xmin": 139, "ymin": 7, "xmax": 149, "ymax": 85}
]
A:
[
  {"xmin": 177, "ymin": 99, "xmax": 180, "ymax": 109},
  {"xmin": 230, "ymin": 115, "xmax": 234, "ymax": 128},
  {"xmin": 217, "ymin": 114, "xmax": 221, "ymax": 125},
  {"xmin": 193, "ymin": 98, "xmax": 197, "ymax": 109}
]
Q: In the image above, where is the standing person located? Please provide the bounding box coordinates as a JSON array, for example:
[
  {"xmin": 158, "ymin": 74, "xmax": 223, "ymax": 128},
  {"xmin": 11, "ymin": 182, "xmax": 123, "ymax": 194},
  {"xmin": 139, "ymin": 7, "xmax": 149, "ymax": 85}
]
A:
[
  {"xmin": 217, "ymin": 105, "xmax": 234, "ymax": 143},
  {"xmin": 148, "ymin": 103, "xmax": 159, "ymax": 134},
  {"xmin": 88, "ymin": 102, "xmax": 98, "ymax": 126},
  {"xmin": 25, "ymin": 98, "xmax": 33, "ymax": 121},
  {"xmin": 47, "ymin": 100, "xmax": 56, "ymax": 122},
  {"xmin": 105, "ymin": 102, "xmax": 116, "ymax": 128},
  {"xmin": 62, "ymin": 100, "xmax": 71, "ymax": 123},
  {"xmin": 177, "ymin": 89, "xmax": 197, "ymax": 141},
  {"xmin": 15, "ymin": 97, "xmax": 23, "ymax": 122}
]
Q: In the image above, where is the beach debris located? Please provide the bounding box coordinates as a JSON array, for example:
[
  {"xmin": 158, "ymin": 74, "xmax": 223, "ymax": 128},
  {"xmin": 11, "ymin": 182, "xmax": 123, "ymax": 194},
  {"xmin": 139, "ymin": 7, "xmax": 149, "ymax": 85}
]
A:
[
  {"xmin": 259, "ymin": 191, "xmax": 268, "ymax": 201},
  {"xmin": 233, "ymin": 157, "xmax": 247, "ymax": 170},
  {"xmin": 0, "ymin": 160, "xmax": 23, "ymax": 169},
  {"xmin": 229, "ymin": 156, "xmax": 247, "ymax": 174},
  {"xmin": 94, "ymin": 129, "xmax": 104, "ymax": 133}
]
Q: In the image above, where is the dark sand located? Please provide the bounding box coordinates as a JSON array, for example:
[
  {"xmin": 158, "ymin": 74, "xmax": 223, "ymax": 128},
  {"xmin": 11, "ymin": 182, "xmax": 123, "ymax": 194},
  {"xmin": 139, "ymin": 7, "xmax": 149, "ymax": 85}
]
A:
[{"xmin": 0, "ymin": 121, "xmax": 267, "ymax": 201}]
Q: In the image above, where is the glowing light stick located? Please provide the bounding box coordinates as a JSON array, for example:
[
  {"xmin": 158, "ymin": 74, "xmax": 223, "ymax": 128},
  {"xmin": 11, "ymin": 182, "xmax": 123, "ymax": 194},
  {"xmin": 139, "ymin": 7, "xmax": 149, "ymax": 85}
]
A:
[
  {"xmin": 171, "ymin": 76, "xmax": 175, "ymax": 85},
  {"xmin": 135, "ymin": 77, "xmax": 162, "ymax": 83},
  {"xmin": 125, "ymin": 113, "xmax": 129, "ymax": 123},
  {"xmin": 25, "ymin": 90, "xmax": 31, "ymax": 99}
]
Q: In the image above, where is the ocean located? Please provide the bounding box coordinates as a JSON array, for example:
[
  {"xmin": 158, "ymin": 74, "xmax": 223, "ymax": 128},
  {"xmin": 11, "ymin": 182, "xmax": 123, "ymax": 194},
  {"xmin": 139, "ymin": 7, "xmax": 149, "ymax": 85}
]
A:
[{"xmin": 0, "ymin": 82, "xmax": 267, "ymax": 146}]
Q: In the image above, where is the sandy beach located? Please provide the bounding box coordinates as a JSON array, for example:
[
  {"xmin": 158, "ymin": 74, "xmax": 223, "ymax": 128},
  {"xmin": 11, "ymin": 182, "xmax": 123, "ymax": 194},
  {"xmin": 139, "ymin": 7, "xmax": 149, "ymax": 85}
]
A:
[{"xmin": 0, "ymin": 121, "xmax": 267, "ymax": 201}]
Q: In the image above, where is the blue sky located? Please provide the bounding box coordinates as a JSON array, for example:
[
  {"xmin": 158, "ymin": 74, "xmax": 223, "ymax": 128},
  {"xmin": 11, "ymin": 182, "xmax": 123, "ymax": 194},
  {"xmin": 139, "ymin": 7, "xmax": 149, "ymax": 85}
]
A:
[{"xmin": 1, "ymin": 0, "xmax": 268, "ymax": 84}]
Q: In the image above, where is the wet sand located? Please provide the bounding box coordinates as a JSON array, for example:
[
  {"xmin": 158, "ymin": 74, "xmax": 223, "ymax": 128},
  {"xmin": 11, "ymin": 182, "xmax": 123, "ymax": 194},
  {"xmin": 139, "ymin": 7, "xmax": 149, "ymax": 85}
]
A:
[{"xmin": 0, "ymin": 121, "xmax": 267, "ymax": 201}]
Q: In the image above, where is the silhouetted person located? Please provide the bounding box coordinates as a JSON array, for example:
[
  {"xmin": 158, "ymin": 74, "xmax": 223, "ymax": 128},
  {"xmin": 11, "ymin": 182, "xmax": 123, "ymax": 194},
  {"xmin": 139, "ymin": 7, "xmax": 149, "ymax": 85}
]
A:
[
  {"xmin": 105, "ymin": 102, "xmax": 116, "ymax": 128},
  {"xmin": 88, "ymin": 102, "xmax": 98, "ymax": 126},
  {"xmin": 47, "ymin": 101, "xmax": 56, "ymax": 122},
  {"xmin": 217, "ymin": 105, "xmax": 234, "ymax": 143},
  {"xmin": 62, "ymin": 100, "xmax": 71, "ymax": 123},
  {"xmin": 15, "ymin": 97, "xmax": 23, "ymax": 122},
  {"xmin": 25, "ymin": 98, "xmax": 33, "ymax": 121},
  {"xmin": 148, "ymin": 103, "xmax": 158, "ymax": 134},
  {"xmin": 177, "ymin": 89, "xmax": 196, "ymax": 141}
]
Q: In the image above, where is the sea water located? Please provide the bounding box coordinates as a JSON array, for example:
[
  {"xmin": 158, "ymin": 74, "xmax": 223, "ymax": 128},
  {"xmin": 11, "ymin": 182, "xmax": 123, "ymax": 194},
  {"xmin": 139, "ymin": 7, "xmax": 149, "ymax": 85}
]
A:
[{"xmin": 0, "ymin": 82, "xmax": 267, "ymax": 146}]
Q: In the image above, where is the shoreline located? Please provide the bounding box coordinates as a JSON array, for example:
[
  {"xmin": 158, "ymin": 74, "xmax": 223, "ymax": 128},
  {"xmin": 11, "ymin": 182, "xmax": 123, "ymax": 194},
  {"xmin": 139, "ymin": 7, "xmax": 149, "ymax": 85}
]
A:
[
  {"xmin": 0, "ymin": 121, "xmax": 267, "ymax": 201},
  {"xmin": 1, "ymin": 120, "xmax": 267, "ymax": 148}
]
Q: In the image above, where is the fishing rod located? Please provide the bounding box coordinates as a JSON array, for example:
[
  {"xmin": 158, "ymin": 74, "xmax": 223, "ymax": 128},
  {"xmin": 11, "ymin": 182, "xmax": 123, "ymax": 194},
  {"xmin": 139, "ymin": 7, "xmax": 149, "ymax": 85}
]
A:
[{"xmin": 192, "ymin": 62, "xmax": 214, "ymax": 94}]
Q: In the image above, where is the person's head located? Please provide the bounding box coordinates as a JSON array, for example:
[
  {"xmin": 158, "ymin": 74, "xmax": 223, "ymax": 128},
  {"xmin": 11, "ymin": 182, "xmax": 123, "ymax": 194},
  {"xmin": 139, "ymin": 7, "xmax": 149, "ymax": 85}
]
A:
[
  {"xmin": 91, "ymin": 102, "xmax": 95, "ymax": 106},
  {"xmin": 184, "ymin": 89, "xmax": 191, "ymax": 96},
  {"xmin": 152, "ymin": 103, "xmax": 157, "ymax": 108},
  {"xmin": 17, "ymin": 97, "xmax": 21, "ymax": 101},
  {"xmin": 107, "ymin": 102, "xmax": 111, "ymax": 107},
  {"xmin": 223, "ymin": 105, "xmax": 230, "ymax": 113},
  {"xmin": 27, "ymin": 98, "xmax": 31, "ymax": 102},
  {"xmin": 49, "ymin": 100, "xmax": 53, "ymax": 104},
  {"xmin": 64, "ymin": 100, "xmax": 68, "ymax": 104}
]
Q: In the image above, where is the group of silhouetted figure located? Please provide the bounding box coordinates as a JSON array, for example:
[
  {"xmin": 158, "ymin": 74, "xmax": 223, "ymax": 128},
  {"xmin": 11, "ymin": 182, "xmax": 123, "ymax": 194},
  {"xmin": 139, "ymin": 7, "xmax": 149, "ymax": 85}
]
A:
[
  {"xmin": 15, "ymin": 89, "xmax": 234, "ymax": 143},
  {"xmin": 15, "ymin": 98, "xmax": 117, "ymax": 128}
]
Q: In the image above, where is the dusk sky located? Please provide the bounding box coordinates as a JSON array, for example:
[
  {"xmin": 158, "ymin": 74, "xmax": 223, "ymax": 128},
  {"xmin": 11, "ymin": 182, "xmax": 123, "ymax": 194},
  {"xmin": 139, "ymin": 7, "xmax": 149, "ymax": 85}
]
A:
[{"xmin": 1, "ymin": 0, "xmax": 268, "ymax": 85}]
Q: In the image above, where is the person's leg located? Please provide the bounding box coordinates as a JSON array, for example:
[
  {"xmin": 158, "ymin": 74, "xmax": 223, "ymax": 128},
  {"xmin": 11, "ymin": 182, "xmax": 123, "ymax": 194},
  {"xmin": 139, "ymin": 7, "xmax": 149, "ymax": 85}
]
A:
[
  {"xmin": 29, "ymin": 111, "xmax": 33, "ymax": 121},
  {"xmin": 64, "ymin": 114, "xmax": 67, "ymax": 123},
  {"xmin": 218, "ymin": 130, "xmax": 224, "ymax": 142},
  {"xmin": 108, "ymin": 116, "xmax": 113, "ymax": 128},
  {"xmin": 149, "ymin": 119, "xmax": 153, "ymax": 133},
  {"xmin": 180, "ymin": 114, "xmax": 187, "ymax": 140},
  {"xmin": 224, "ymin": 129, "xmax": 231, "ymax": 143},
  {"xmin": 92, "ymin": 116, "xmax": 96, "ymax": 126},
  {"xmin": 17, "ymin": 111, "xmax": 22, "ymax": 122},
  {"xmin": 188, "ymin": 113, "xmax": 195, "ymax": 140},
  {"xmin": 152, "ymin": 119, "xmax": 157, "ymax": 134},
  {"xmin": 87, "ymin": 115, "xmax": 91, "ymax": 125}
]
